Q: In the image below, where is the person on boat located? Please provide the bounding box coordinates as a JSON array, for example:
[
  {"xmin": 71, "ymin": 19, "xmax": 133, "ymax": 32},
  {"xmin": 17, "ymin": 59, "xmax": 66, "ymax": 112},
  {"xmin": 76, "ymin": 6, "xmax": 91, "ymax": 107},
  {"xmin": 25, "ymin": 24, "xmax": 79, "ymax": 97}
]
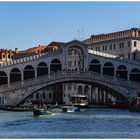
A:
[
  {"xmin": 47, "ymin": 104, "xmax": 51, "ymax": 110},
  {"xmin": 33, "ymin": 105, "xmax": 38, "ymax": 110}
]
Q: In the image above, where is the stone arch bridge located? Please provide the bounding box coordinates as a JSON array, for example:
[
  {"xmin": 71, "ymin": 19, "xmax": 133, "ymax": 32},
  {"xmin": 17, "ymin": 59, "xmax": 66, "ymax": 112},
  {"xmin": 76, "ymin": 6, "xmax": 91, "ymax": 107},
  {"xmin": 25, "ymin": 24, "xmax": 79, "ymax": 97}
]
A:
[
  {"xmin": 0, "ymin": 40, "xmax": 139, "ymax": 106},
  {"xmin": 0, "ymin": 71, "xmax": 139, "ymax": 106}
]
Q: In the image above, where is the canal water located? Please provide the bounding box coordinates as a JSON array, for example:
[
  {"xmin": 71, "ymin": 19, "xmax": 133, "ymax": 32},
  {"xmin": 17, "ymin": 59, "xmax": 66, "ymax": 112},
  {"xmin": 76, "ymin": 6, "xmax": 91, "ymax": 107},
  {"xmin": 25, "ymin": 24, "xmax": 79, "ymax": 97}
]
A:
[{"xmin": 0, "ymin": 109, "xmax": 140, "ymax": 138}]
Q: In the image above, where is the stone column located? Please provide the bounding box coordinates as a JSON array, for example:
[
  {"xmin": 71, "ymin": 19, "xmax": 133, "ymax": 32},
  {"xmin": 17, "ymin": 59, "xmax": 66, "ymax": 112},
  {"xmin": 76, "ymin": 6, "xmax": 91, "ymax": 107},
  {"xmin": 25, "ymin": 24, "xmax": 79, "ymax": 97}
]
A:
[
  {"xmin": 35, "ymin": 69, "xmax": 37, "ymax": 78},
  {"xmin": 48, "ymin": 66, "xmax": 50, "ymax": 75},
  {"xmin": 98, "ymin": 88, "xmax": 100, "ymax": 104},
  {"xmin": 127, "ymin": 70, "xmax": 130, "ymax": 81},
  {"xmin": 21, "ymin": 71, "xmax": 24, "ymax": 81},
  {"xmin": 95, "ymin": 87, "xmax": 98, "ymax": 104},
  {"xmin": 106, "ymin": 92, "xmax": 108, "ymax": 103},
  {"xmin": 104, "ymin": 91, "xmax": 106, "ymax": 104},
  {"xmin": 8, "ymin": 76, "xmax": 10, "ymax": 84}
]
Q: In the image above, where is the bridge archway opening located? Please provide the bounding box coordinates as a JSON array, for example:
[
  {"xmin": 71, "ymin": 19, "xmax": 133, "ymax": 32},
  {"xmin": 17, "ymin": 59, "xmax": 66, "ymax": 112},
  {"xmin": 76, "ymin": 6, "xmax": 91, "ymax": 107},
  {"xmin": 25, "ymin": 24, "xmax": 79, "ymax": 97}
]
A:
[
  {"xmin": 10, "ymin": 68, "xmax": 21, "ymax": 83},
  {"xmin": 50, "ymin": 59, "xmax": 62, "ymax": 73},
  {"xmin": 103, "ymin": 62, "xmax": 114, "ymax": 76},
  {"xmin": 77, "ymin": 85, "xmax": 83, "ymax": 94},
  {"xmin": 24, "ymin": 65, "xmax": 35, "ymax": 80},
  {"xmin": 0, "ymin": 71, "xmax": 7, "ymax": 85},
  {"xmin": 89, "ymin": 59, "xmax": 101, "ymax": 73},
  {"xmin": 116, "ymin": 65, "xmax": 128, "ymax": 79},
  {"xmin": 130, "ymin": 68, "xmax": 140, "ymax": 82},
  {"xmin": 37, "ymin": 62, "xmax": 48, "ymax": 77},
  {"xmin": 17, "ymin": 80, "xmax": 127, "ymax": 107}
]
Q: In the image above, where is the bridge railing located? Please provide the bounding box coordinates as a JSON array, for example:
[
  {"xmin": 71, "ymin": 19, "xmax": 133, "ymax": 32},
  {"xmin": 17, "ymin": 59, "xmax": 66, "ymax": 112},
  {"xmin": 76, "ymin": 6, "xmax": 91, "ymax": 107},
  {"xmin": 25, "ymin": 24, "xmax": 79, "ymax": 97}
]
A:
[
  {"xmin": 0, "ymin": 53, "xmax": 45, "ymax": 68},
  {"xmin": 0, "ymin": 71, "xmax": 140, "ymax": 93},
  {"xmin": 88, "ymin": 49, "xmax": 118, "ymax": 58}
]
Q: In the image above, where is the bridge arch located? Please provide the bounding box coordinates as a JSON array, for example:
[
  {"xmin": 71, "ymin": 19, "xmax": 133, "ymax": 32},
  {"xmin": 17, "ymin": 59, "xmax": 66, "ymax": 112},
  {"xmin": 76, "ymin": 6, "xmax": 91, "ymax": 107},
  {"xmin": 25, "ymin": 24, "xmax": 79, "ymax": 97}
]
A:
[
  {"xmin": 103, "ymin": 62, "xmax": 114, "ymax": 76},
  {"xmin": 17, "ymin": 78, "xmax": 128, "ymax": 106},
  {"xmin": 24, "ymin": 65, "xmax": 35, "ymax": 80},
  {"xmin": 89, "ymin": 59, "xmax": 101, "ymax": 73},
  {"xmin": 10, "ymin": 68, "xmax": 21, "ymax": 83},
  {"xmin": 0, "ymin": 71, "xmax": 8, "ymax": 85},
  {"xmin": 130, "ymin": 68, "xmax": 140, "ymax": 82},
  {"xmin": 116, "ymin": 65, "xmax": 128, "ymax": 79},
  {"xmin": 50, "ymin": 59, "xmax": 62, "ymax": 73},
  {"xmin": 37, "ymin": 62, "xmax": 48, "ymax": 77}
]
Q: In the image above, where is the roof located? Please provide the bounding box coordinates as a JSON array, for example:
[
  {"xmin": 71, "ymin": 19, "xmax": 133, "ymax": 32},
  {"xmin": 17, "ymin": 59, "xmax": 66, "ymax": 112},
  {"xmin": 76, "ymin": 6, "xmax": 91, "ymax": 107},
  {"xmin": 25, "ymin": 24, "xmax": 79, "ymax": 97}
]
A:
[
  {"xmin": 83, "ymin": 28, "xmax": 140, "ymax": 44},
  {"xmin": 47, "ymin": 41, "xmax": 64, "ymax": 46},
  {"xmin": 71, "ymin": 95, "xmax": 88, "ymax": 98},
  {"xmin": 0, "ymin": 49, "xmax": 14, "ymax": 53},
  {"xmin": 16, "ymin": 45, "xmax": 47, "ymax": 54}
]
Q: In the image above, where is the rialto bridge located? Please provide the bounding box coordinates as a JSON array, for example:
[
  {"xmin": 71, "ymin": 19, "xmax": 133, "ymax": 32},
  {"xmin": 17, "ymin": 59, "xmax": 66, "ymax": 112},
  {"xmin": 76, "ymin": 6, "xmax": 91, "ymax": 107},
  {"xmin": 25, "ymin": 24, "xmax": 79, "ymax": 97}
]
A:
[{"xmin": 0, "ymin": 40, "xmax": 140, "ymax": 106}]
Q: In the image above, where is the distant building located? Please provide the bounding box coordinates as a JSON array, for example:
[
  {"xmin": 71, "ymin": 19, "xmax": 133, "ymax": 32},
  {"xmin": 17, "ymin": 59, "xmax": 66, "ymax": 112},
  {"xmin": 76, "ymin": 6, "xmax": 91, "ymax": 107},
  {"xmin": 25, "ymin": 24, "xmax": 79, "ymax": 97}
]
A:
[
  {"xmin": 43, "ymin": 41, "xmax": 64, "ymax": 52},
  {"xmin": 0, "ymin": 49, "xmax": 13, "ymax": 64},
  {"xmin": 13, "ymin": 45, "xmax": 47, "ymax": 59},
  {"xmin": 84, "ymin": 28, "xmax": 140, "ymax": 60}
]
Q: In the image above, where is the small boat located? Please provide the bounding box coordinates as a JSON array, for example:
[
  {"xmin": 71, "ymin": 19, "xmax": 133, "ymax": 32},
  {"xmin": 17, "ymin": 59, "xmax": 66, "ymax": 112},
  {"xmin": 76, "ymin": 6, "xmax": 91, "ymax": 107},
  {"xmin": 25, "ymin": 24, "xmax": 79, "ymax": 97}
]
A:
[
  {"xmin": 33, "ymin": 108, "xmax": 52, "ymax": 117},
  {"xmin": 61, "ymin": 106, "xmax": 80, "ymax": 112},
  {"xmin": 33, "ymin": 102, "xmax": 58, "ymax": 117}
]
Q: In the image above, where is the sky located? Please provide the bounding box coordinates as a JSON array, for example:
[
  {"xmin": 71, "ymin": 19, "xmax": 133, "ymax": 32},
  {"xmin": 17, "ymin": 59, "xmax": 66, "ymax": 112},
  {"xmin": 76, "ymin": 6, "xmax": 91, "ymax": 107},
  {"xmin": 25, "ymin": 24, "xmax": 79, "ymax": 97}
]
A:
[{"xmin": 0, "ymin": 2, "xmax": 140, "ymax": 50}]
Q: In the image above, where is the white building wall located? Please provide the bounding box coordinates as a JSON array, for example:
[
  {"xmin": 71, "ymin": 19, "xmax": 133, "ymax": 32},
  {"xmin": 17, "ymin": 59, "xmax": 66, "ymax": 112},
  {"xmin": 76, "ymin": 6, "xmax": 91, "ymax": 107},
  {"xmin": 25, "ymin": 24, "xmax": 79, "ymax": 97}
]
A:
[{"xmin": 89, "ymin": 39, "xmax": 140, "ymax": 60}]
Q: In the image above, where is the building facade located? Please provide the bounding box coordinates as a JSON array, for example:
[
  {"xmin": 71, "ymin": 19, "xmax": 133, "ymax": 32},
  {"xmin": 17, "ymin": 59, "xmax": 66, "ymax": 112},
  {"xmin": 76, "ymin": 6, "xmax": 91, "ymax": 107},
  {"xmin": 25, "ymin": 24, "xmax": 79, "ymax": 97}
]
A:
[
  {"xmin": 0, "ymin": 49, "xmax": 13, "ymax": 64},
  {"xmin": 83, "ymin": 28, "xmax": 140, "ymax": 60}
]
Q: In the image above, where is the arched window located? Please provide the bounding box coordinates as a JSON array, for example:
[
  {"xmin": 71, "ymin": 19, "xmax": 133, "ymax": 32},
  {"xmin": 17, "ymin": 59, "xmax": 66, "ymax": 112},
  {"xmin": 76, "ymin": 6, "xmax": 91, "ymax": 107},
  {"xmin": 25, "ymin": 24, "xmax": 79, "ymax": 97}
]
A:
[
  {"xmin": 84, "ymin": 85, "xmax": 89, "ymax": 95},
  {"xmin": 103, "ymin": 62, "xmax": 114, "ymax": 76},
  {"xmin": 36, "ymin": 92, "xmax": 39, "ymax": 99},
  {"xmin": 50, "ymin": 59, "xmax": 62, "ymax": 73},
  {"xmin": 116, "ymin": 65, "xmax": 128, "ymax": 79},
  {"xmin": 89, "ymin": 59, "xmax": 101, "ymax": 73},
  {"xmin": 24, "ymin": 65, "xmax": 35, "ymax": 80},
  {"xmin": 130, "ymin": 68, "xmax": 140, "ymax": 82},
  {"xmin": 78, "ymin": 85, "xmax": 83, "ymax": 94},
  {"xmin": 43, "ymin": 92, "xmax": 45, "ymax": 99},
  {"xmin": 37, "ymin": 62, "xmax": 48, "ymax": 77},
  {"xmin": 0, "ymin": 71, "xmax": 7, "ymax": 85},
  {"xmin": 10, "ymin": 68, "xmax": 21, "ymax": 83},
  {"xmin": 49, "ymin": 93, "xmax": 52, "ymax": 99}
]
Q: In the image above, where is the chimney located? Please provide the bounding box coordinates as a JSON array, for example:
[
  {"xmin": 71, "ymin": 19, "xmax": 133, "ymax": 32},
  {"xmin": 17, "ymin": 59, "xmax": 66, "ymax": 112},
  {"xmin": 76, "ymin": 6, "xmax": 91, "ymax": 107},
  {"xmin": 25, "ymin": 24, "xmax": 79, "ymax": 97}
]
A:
[{"xmin": 15, "ymin": 48, "xmax": 18, "ymax": 54}]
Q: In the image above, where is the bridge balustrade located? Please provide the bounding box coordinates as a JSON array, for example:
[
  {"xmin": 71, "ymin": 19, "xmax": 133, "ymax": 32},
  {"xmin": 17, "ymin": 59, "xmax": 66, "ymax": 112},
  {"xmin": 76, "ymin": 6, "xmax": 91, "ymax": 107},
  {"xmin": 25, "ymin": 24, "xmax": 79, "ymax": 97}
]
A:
[
  {"xmin": 0, "ymin": 53, "xmax": 47, "ymax": 68},
  {"xmin": 0, "ymin": 71, "xmax": 139, "ymax": 94},
  {"xmin": 88, "ymin": 49, "xmax": 117, "ymax": 58}
]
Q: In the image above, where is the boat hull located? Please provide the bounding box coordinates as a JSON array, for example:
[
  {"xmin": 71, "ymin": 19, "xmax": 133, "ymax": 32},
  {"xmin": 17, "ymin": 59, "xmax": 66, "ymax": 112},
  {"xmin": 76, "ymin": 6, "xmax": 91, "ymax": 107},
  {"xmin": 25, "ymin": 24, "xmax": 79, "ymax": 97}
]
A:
[
  {"xmin": 33, "ymin": 109, "xmax": 52, "ymax": 117},
  {"xmin": 61, "ymin": 106, "xmax": 80, "ymax": 112},
  {"xmin": 72, "ymin": 103, "xmax": 88, "ymax": 108},
  {"xmin": 129, "ymin": 106, "xmax": 140, "ymax": 112}
]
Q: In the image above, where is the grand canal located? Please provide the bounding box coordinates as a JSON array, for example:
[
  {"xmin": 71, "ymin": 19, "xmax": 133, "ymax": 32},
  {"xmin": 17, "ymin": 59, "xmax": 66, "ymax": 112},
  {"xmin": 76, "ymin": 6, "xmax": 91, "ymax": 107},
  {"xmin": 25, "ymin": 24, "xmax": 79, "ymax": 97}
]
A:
[{"xmin": 0, "ymin": 109, "xmax": 140, "ymax": 138}]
